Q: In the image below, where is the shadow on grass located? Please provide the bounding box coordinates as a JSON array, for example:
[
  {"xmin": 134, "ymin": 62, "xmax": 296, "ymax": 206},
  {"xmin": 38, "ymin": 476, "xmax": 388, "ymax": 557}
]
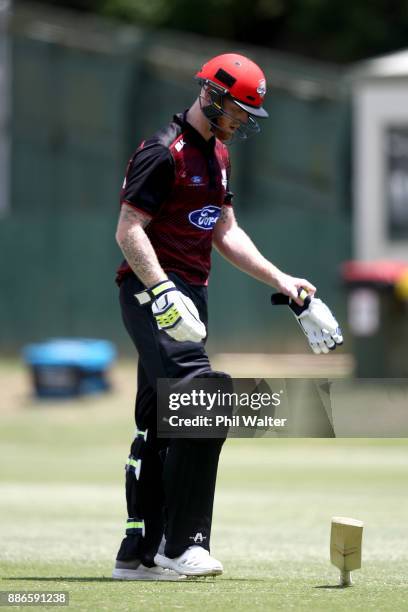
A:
[
  {"xmin": 314, "ymin": 585, "xmax": 349, "ymax": 589},
  {"xmin": 5, "ymin": 576, "xmax": 268, "ymax": 583},
  {"xmin": 5, "ymin": 577, "xmax": 116, "ymax": 583}
]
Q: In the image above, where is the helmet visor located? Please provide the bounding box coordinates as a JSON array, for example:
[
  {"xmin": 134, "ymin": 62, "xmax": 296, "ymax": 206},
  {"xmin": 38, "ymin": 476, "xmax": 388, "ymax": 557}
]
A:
[{"xmin": 233, "ymin": 98, "xmax": 269, "ymax": 118}]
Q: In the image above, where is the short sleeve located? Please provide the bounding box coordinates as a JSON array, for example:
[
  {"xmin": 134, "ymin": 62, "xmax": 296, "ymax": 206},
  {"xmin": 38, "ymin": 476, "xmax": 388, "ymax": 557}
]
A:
[{"xmin": 121, "ymin": 142, "xmax": 174, "ymax": 217}]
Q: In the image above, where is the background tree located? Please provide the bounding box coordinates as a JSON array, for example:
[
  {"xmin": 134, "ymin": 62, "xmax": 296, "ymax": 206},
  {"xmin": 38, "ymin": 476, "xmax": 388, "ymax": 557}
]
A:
[{"xmin": 28, "ymin": 0, "xmax": 408, "ymax": 63}]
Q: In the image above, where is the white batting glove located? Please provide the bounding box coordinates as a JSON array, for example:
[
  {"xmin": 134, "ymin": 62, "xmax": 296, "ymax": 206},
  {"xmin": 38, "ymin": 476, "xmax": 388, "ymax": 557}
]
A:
[
  {"xmin": 135, "ymin": 280, "xmax": 206, "ymax": 343},
  {"xmin": 271, "ymin": 289, "xmax": 343, "ymax": 354}
]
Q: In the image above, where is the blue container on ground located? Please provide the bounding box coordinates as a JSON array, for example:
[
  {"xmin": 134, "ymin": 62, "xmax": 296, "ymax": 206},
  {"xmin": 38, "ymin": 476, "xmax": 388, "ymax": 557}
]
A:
[{"xmin": 22, "ymin": 338, "xmax": 117, "ymax": 398}]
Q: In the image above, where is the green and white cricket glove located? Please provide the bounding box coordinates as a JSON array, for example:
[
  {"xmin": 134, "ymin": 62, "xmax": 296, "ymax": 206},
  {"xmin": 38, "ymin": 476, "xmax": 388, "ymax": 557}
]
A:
[
  {"xmin": 271, "ymin": 289, "xmax": 343, "ymax": 354},
  {"xmin": 135, "ymin": 280, "xmax": 206, "ymax": 343}
]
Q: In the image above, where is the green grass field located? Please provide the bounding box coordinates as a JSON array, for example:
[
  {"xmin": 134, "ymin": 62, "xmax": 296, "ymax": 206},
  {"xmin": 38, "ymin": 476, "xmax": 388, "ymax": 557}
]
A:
[{"xmin": 1, "ymin": 361, "xmax": 408, "ymax": 611}]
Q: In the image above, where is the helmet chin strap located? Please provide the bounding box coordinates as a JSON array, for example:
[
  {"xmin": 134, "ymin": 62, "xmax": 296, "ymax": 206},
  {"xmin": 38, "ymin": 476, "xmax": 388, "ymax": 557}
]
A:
[{"xmin": 205, "ymin": 112, "xmax": 228, "ymax": 141}]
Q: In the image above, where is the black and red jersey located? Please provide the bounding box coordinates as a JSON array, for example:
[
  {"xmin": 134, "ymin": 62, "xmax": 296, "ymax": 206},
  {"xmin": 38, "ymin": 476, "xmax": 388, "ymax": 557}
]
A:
[{"xmin": 116, "ymin": 112, "xmax": 233, "ymax": 286}]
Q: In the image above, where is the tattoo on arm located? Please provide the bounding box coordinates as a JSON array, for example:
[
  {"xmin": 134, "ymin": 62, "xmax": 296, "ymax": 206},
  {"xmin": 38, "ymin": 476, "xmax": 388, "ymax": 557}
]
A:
[
  {"xmin": 121, "ymin": 231, "xmax": 163, "ymax": 285},
  {"xmin": 120, "ymin": 204, "xmax": 151, "ymax": 229},
  {"xmin": 218, "ymin": 205, "xmax": 230, "ymax": 224},
  {"xmin": 116, "ymin": 204, "xmax": 166, "ymax": 286}
]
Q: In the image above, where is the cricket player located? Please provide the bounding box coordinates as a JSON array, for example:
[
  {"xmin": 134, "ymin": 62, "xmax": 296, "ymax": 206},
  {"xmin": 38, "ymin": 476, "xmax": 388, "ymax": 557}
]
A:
[{"xmin": 112, "ymin": 53, "xmax": 342, "ymax": 580}]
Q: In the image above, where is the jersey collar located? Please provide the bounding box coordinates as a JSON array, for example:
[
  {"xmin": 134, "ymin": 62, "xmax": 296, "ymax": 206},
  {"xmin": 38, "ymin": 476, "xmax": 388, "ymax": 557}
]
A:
[{"xmin": 173, "ymin": 111, "xmax": 216, "ymax": 154}]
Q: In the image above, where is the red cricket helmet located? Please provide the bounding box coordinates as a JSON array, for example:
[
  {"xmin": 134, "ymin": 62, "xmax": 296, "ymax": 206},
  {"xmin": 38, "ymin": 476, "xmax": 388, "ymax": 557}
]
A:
[{"xmin": 196, "ymin": 53, "xmax": 268, "ymax": 118}]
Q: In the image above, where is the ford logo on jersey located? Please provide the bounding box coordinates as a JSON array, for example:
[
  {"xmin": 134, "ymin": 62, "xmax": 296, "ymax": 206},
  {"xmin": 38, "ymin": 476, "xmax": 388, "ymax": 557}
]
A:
[{"xmin": 188, "ymin": 205, "xmax": 221, "ymax": 230}]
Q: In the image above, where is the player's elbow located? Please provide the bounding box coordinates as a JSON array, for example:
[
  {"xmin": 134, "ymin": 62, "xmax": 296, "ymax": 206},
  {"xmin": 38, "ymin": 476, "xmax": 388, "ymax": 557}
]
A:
[
  {"xmin": 115, "ymin": 222, "xmax": 133, "ymax": 250},
  {"xmin": 115, "ymin": 226, "xmax": 126, "ymax": 249},
  {"xmin": 213, "ymin": 228, "xmax": 233, "ymax": 253},
  {"xmin": 116, "ymin": 221, "xmax": 145, "ymax": 251}
]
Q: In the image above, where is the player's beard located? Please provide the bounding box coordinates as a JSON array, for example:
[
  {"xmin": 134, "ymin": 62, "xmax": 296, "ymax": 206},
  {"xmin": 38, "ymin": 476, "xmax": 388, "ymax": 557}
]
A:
[
  {"xmin": 210, "ymin": 122, "xmax": 233, "ymax": 143},
  {"xmin": 213, "ymin": 128, "xmax": 229, "ymax": 142}
]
